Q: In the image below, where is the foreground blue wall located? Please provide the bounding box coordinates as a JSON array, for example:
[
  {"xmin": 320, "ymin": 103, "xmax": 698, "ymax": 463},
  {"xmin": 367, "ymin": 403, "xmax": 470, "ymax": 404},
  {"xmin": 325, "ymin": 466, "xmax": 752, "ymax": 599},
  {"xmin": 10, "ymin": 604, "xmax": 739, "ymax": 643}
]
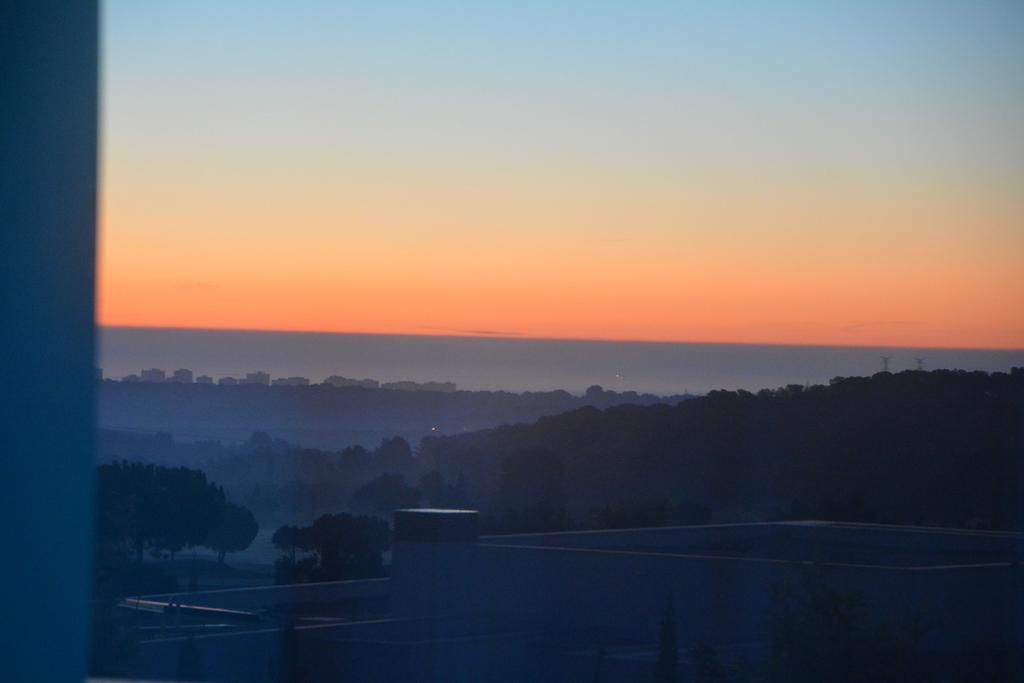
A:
[{"xmin": 0, "ymin": 2, "xmax": 98, "ymax": 680}]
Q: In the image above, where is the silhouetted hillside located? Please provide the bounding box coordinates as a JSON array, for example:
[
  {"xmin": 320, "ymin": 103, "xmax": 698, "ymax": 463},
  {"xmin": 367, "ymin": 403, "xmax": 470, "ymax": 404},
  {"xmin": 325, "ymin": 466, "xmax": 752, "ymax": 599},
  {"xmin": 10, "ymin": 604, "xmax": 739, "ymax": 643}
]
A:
[
  {"xmin": 99, "ymin": 370, "xmax": 1024, "ymax": 532},
  {"xmin": 98, "ymin": 381, "xmax": 690, "ymax": 449},
  {"xmin": 421, "ymin": 370, "xmax": 1024, "ymax": 530},
  {"xmin": 97, "ymin": 431, "xmax": 421, "ymax": 527}
]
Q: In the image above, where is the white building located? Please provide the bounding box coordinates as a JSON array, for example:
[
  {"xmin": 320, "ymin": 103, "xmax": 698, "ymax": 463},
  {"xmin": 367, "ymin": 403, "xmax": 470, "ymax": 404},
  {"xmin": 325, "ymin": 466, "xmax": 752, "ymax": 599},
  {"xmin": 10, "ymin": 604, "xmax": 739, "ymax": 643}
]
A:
[
  {"xmin": 170, "ymin": 368, "xmax": 193, "ymax": 383},
  {"xmin": 140, "ymin": 368, "xmax": 165, "ymax": 383},
  {"xmin": 243, "ymin": 371, "xmax": 270, "ymax": 385},
  {"xmin": 271, "ymin": 376, "xmax": 310, "ymax": 386},
  {"xmin": 324, "ymin": 375, "xmax": 380, "ymax": 389}
]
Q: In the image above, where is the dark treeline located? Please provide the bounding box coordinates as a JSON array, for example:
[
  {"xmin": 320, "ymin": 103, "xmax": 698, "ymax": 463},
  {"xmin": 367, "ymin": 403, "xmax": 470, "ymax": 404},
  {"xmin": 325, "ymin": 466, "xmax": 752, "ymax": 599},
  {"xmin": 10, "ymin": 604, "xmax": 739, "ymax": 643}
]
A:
[
  {"xmin": 97, "ymin": 430, "xmax": 689, "ymax": 534},
  {"xmin": 89, "ymin": 462, "xmax": 393, "ymax": 673},
  {"xmin": 271, "ymin": 514, "xmax": 389, "ymax": 584},
  {"xmin": 98, "ymin": 380, "xmax": 691, "ymax": 450},
  {"xmin": 98, "ymin": 431, "xmax": 425, "ymax": 528},
  {"xmin": 93, "ymin": 462, "xmax": 259, "ymax": 595},
  {"xmin": 100, "ymin": 369, "xmax": 1023, "ymax": 534},
  {"xmin": 91, "ymin": 462, "xmax": 260, "ymax": 676},
  {"xmin": 87, "ymin": 369, "xmax": 1023, "ymax": 680},
  {"xmin": 421, "ymin": 369, "xmax": 1024, "ymax": 530}
]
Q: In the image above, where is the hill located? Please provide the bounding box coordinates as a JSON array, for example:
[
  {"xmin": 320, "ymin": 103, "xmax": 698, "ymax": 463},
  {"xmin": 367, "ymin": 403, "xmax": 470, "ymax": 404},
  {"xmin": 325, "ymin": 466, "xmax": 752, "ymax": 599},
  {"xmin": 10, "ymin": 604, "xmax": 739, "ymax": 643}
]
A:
[
  {"xmin": 420, "ymin": 369, "xmax": 1024, "ymax": 530},
  {"xmin": 98, "ymin": 381, "xmax": 690, "ymax": 449}
]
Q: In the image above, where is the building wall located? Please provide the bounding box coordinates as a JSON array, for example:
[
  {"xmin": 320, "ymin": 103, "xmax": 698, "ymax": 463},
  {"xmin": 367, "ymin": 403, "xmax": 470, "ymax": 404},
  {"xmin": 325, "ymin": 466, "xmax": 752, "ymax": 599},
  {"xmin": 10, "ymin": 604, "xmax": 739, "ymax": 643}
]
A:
[{"xmin": 395, "ymin": 522, "xmax": 1023, "ymax": 654}]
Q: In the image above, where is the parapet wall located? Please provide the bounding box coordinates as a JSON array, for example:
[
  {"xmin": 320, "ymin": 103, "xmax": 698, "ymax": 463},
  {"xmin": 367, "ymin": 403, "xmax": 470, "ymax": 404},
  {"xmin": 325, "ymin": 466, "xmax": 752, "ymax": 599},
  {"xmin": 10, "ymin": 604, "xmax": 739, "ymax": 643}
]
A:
[
  {"xmin": 392, "ymin": 513, "xmax": 1023, "ymax": 652},
  {"xmin": 138, "ymin": 577, "xmax": 390, "ymax": 611}
]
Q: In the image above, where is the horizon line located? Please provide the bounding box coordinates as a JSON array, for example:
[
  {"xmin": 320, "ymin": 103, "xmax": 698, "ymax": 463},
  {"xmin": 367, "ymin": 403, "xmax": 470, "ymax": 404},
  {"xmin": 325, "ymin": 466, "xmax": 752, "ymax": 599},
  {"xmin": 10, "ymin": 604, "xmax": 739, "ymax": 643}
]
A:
[{"xmin": 97, "ymin": 323, "xmax": 1024, "ymax": 354}]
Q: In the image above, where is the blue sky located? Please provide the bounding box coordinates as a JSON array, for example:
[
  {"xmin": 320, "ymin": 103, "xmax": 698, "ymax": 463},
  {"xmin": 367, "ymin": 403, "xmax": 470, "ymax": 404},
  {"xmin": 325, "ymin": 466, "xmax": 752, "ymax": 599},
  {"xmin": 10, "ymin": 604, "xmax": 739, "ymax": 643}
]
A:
[{"xmin": 100, "ymin": 1, "xmax": 1024, "ymax": 347}]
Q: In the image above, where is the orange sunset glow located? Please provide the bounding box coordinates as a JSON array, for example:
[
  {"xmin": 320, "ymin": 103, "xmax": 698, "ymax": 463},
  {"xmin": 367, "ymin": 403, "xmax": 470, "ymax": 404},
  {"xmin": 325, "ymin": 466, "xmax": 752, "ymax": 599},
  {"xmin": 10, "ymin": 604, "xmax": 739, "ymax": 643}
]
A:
[{"xmin": 99, "ymin": 2, "xmax": 1024, "ymax": 350}]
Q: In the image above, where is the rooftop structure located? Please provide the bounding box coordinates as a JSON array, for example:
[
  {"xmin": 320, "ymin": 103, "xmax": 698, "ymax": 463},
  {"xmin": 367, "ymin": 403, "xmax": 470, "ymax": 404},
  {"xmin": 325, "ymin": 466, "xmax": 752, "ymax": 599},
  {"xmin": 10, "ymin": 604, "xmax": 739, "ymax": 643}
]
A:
[
  {"xmin": 243, "ymin": 371, "xmax": 270, "ymax": 386},
  {"xmin": 271, "ymin": 376, "xmax": 310, "ymax": 387},
  {"xmin": 170, "ymin": 368, "xmax": 193, "ymax": 384},
  {"xmin": 381, "ymin": 380, "xmax": 457, "ymax": 393},
  {"xmin": 139, "ymin": 368, "xmax": 165, "ymax": 383},
  {"xmin": 324, "ymin": 375, "xmax": 380, "ymax": 389},
  {"xmin": 126, "ymin": 514, "xmax": 1023, "ymax": 682}
]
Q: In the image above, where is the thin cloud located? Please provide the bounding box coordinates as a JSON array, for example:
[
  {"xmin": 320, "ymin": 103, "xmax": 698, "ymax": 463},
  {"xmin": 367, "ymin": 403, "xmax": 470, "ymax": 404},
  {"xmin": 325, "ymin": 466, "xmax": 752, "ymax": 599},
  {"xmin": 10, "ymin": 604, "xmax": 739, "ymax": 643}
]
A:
[
  {"xmin": 841, "ymin": 320, "xmax": 920, "ymax": 333},
  {"xmin": 418, "ymin": 325, "xmax": 524, "ymax": 337}
]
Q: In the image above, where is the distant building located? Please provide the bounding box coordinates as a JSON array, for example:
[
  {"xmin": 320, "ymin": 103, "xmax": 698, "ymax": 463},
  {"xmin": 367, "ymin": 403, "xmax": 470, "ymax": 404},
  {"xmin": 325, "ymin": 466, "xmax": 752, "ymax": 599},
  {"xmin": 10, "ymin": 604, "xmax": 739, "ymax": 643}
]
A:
[
  {"xmin": 140, "ymin": 368, "xmax": 166, "ymax": 383},
  {"xmin": 170, "ymin": 368, "xmax": 193, "ymax": 384},
  {"xmin": 422, "ymin": 381, "xmax": 457, "ymax": 393},
  {"xmin": 195, "ymin": 375, "xmax": 214, "ymax": 385},
  {"xmin": 271, "ymin": 376, "xmax": 310, "ymax": 387},
  {"xmin": 324, "ymin": 375, "xmax": 380, "ymax": 390},
  {"xmin": 121, "ymin": 373, "xmax": 141, "ymax": 383},
  {"xmin": 218, "ymin": 376, "xmax": 239, "ymax": 386},
  {"xmin": 243, "ymin": 371, "xmax": 270, "ymax": 385},
  {"xmin": 382, "ymin": 380, "xmax": 457, "ymax": 393}
]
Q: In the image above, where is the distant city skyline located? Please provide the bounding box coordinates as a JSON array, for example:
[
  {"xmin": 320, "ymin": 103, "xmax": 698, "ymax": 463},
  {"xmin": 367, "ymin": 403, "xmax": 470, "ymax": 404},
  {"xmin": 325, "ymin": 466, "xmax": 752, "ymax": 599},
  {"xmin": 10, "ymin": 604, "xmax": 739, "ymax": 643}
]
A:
[
  {"xmin": 99, "ymin": 2, "xmax": 1024, "ymax": 349},
  {"xmin": 97, "ymin": 327, "xmax": 1024, "ymax": 395},
  {"xmin": 104, "ymin": 361, "xmax": 458, "ymax": 393}
]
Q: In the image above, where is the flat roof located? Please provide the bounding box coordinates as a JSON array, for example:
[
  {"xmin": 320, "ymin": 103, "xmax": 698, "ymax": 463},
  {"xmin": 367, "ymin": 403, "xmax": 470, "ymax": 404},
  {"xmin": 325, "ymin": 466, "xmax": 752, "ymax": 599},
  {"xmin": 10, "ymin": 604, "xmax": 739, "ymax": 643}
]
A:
[{"xmin": 478, "ymin": 520, "xmax": 1022, "ymax": 571}]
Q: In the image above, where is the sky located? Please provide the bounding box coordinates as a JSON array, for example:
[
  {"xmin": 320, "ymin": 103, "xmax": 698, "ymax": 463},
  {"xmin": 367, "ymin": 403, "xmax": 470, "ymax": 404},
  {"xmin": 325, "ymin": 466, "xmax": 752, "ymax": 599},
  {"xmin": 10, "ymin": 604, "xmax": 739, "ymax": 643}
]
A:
[{"xmin": 100, "ymin": 1, "xmax": 1024, "ymax": 349}]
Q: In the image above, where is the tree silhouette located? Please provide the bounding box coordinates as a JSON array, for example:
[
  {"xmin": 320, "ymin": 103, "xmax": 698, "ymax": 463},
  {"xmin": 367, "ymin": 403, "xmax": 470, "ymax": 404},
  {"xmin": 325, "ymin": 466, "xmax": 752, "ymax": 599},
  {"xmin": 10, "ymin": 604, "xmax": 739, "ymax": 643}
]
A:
[
  {"xmin": 656, "ymin": 601, "xmax": 679, "ymax": 683},
  {"xmin": 375, "ymin": 436, "xmax": 414, "ymax": 473},
  {"xmin": 271, "ymin": 525, "xmax": 301, "ymax": 562},
  {"xmin": 272, "ymin": 513, "xmax": 390, "ymax": 582},
  {"xmin": 425, "ymin": 369, "xmax": 1024, "ymax": 532},
  {"xmin": 205, "ymin": 501, "xmax": 258, "ymax": 563},
  {"xmin": 350, "ymin": 473, "xmax": 420, "ymax": 516},
  {"xmin": 96, "ymin": 461, "xmax": 226, "ymax": 563},
  {"xmin": 419, "ymin": 470, "xmax": 472, "ymax": 509}
]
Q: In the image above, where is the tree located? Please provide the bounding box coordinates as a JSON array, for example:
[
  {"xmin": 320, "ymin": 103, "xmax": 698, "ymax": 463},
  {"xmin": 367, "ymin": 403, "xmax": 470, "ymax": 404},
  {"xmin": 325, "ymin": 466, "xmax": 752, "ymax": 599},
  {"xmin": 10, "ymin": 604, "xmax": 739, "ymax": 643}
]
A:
[
  {"xmin": 152, "ymin": 466, "xmax": 226, "ymax": 559},
  {"xmin": 272, "ymin": 513, "xmax": 390, "ymax": 582},
  {"xmin": 205, "ymin": 502, "xmax": 258, "ymax": 563},
  {"xmin": 272, "ymin": 524, "xmax": 313, "ymax": 584},
  {"xmin": 96, "ymin": 461, "xmax": 226, "ymax": 563},
  {"xmin": 487, "ymin": 502, "xmax": 574, "ymax": 534},
  {"xmin": 498, "ymin": 450, "xmax": 565, "ymax": 509},
  {"xmin": 271, "ymin": 525, "xmax": 302, "ymax": 562},
  {"xmin": 375, "ymin": 436, "xmax": 414, "ymax": 473},
  {"xmin": 350, "ymin": 473, "xmax": 420, "ymax": 517},
  {"xmin": 419, "ymin": 470, "xmax": 472, "ymax": 509},
  {"xmin": 304, "ymin": 513, "xmax": 390, "ymax": 580},
  {"xmin": 656, "ymin": 602, "xmax": 679, "ymax": 683},
  {"xmin": 425, "ymin": 369, "xmax": 1024, "ymax": 532}
]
